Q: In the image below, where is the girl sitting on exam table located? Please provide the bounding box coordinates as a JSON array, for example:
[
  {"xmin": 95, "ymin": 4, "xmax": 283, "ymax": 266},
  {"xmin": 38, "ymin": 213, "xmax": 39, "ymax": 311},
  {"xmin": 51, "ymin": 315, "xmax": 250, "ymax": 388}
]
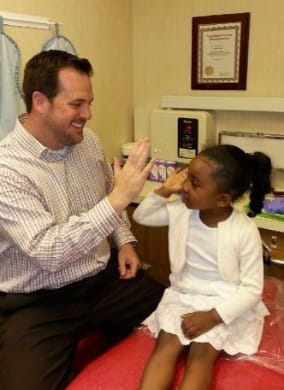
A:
[{"xmin": 133, "ymin": 144, "xmax": 272, "ymax": 390}]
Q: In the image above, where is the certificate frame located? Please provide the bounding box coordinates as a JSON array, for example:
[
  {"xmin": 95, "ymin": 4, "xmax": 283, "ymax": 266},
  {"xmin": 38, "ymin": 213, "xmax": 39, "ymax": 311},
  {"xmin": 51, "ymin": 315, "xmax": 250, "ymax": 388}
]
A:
[{"xmin": 191, "ymin": 13, "xmax": 250, "ymax": 90}]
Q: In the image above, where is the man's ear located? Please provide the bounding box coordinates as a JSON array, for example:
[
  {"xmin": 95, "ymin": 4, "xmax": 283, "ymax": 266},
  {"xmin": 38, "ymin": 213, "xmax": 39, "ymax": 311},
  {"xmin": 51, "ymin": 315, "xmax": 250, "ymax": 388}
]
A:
[
  {"xmin": 32, "ymin": 91, "xmax": 48, "ymax": 114},
  {"xmin": 217, "ymin": 193, "xmax": 232, "ymax": 207}
]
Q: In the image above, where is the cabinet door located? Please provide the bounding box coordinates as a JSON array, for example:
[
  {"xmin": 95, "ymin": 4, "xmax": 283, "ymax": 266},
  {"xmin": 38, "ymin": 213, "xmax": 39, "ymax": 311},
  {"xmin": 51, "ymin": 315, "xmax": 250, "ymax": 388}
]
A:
[
  {"xmin": 260, "ymin": 228, "xmax": 284, "ymax": 280},
  {"xmin": 128, "ymin": 205, "xmax": 170, "ymax": 286}
]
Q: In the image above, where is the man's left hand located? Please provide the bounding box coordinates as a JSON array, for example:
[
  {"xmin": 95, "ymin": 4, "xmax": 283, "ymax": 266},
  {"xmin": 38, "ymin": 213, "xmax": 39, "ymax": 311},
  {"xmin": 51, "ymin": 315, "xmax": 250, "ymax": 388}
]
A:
[{"xmin": 117, "ymin": 243, "xmax": 141, "ymax": 279}]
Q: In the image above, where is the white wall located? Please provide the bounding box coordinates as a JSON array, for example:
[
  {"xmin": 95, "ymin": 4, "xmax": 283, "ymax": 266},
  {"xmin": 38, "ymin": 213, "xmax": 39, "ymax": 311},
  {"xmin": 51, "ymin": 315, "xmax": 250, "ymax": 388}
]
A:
[
  {"xmin": 0, "ymin": 0, "xmax": 133, "ymax": 158},
  {"xmin": 132, "ymin": 0, "xmax": 284, "ymax": 138},
  {"xmin": 1, "ymin": 1, "xmax": 284, "ymax": 158}
]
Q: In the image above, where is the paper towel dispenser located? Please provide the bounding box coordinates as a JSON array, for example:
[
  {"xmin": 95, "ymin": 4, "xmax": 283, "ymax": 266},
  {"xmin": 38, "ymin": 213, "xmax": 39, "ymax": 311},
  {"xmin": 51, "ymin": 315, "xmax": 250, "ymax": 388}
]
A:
[
  {"xmin": 219, "ymin": 131, "xmax": 284, "ymax": 170},
  {"xmin": 219, "ymin": 130, "xmax": 284, "ymax": 191}
]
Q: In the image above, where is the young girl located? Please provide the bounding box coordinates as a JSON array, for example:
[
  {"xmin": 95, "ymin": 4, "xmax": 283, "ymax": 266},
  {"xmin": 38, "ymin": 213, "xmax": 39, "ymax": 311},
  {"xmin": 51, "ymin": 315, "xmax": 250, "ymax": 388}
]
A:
[{"xmin": 133, "ymin": 144, "xmax": 272, "ymax": 390}]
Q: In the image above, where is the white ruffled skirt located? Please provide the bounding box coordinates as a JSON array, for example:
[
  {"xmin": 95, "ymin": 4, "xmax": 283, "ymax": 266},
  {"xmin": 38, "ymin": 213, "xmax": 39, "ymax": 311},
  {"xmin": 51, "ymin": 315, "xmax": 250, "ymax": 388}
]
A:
[{"xmin": 143, "ymin": 286, "xmax": 269, "ymax": 356}]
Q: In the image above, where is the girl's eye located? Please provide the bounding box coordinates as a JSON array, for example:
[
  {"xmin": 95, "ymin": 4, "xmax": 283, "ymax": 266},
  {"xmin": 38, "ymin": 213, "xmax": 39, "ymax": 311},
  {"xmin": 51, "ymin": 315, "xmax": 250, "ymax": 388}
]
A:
[{"xmin": 189, "ymin": 177, "xmax": 199, "ymax": 188}]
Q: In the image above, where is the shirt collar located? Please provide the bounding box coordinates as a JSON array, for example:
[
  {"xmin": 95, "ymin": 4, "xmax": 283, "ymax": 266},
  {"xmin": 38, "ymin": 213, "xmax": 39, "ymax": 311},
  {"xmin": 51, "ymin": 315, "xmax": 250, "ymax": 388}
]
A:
[{"xmin": 16, "ymin": 114, "xmax": 72, "ymax": 161}]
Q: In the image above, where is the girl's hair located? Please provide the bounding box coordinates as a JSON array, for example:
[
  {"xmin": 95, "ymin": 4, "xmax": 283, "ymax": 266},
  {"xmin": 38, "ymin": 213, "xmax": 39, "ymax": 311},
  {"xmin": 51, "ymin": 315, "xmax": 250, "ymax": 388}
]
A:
[{"xmin": 199, "ymin": 144, "xmax": 272, "ymax": 217}]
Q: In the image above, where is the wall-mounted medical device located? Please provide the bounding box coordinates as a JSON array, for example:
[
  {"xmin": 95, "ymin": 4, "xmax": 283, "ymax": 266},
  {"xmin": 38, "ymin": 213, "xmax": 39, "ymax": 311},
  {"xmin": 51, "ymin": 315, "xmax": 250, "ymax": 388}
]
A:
[{"xmin": 150, "ymin": 109, "xmax": 215, "ymax": 163}]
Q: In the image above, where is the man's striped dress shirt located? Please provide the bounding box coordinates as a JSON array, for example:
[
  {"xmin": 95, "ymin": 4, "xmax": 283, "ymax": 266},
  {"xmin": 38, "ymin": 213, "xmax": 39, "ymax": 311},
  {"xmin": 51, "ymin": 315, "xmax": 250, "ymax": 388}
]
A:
[{"xmin": 0, "ymin": 117, "xmax": 135, "ymax": 292}]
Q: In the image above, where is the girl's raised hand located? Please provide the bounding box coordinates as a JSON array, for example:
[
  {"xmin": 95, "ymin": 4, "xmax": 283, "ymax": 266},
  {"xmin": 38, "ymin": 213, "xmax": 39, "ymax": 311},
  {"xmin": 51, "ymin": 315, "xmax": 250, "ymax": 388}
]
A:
[{"xmin": 155, "ymin": 168, "xmax": 188, "ymax": 198}]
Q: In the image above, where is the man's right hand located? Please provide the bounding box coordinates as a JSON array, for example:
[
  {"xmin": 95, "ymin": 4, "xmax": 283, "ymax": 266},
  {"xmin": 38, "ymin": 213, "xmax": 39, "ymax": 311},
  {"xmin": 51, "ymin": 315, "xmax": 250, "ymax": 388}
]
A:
[{"xmin": 108, "ymin": 138, "xmax": 155, "ymax": 214}]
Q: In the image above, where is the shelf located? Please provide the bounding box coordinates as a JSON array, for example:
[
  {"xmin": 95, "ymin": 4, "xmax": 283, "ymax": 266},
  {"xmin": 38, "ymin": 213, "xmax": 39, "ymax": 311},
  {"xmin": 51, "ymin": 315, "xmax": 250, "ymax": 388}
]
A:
[
  {"xmin": 234, "ymin": 195, "xmax": 284, "ymax": 233},
  {"xmin": 161, "ymin": 96, "xmax": 284, "ymax": 113},
  {"xmin": 0, "ymin": 11, "xmax": 55, "ymax": 29}
]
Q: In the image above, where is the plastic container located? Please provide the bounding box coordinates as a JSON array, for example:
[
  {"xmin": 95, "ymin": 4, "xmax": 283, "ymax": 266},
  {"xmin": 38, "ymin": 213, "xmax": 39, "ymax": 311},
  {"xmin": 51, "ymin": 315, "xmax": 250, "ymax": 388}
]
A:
[{"xmin": 121, "ymin": 142, "xmax": 137, "ymax": 164}]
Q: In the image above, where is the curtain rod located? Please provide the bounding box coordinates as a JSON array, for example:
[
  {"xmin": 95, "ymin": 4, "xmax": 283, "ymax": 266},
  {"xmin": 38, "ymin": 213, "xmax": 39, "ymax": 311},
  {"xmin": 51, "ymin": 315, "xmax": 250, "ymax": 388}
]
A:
[{"xmin": 0, "ymin": 11, "xmax": 58, "ymax": 29}]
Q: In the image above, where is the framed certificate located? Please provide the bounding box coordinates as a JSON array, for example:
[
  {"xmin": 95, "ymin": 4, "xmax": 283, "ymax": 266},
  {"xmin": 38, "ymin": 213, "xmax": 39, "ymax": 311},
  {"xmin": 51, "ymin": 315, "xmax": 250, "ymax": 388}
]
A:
[{"xmin": 191, "ymin": 13, "xmax": 250, "ymax": 90}]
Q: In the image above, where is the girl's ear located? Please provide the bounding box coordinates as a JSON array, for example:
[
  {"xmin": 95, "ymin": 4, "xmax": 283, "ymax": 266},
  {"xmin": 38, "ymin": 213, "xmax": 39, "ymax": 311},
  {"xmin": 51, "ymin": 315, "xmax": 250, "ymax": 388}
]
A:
[{"xmin": 217, "ymin": 193, "xmax": 232, "ymax": 207}]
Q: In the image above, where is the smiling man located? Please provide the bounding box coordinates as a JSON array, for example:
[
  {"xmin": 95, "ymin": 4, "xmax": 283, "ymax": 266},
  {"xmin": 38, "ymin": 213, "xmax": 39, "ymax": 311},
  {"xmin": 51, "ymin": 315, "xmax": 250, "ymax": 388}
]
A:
[
  {"xmin": 0, "ymin": 50, "xmax": 164, "ymax": 390},
  {"xmin": 23, "ymin": 54, "xmax": 94, "ymax": 149}
]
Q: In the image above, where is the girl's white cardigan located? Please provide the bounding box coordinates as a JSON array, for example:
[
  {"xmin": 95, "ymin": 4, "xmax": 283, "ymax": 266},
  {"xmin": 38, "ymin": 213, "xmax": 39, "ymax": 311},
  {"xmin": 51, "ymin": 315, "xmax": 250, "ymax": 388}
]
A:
[{"xmin": 133, "ymin": 191, "xmax": 266, "ymax": 325}]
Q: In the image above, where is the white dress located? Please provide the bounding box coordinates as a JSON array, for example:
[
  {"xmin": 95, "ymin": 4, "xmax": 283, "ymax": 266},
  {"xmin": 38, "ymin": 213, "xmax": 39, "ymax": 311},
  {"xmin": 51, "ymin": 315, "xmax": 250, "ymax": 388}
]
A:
[{"xmin": 143, "ymin": 211, "xmax": 268, "ymax": 356}]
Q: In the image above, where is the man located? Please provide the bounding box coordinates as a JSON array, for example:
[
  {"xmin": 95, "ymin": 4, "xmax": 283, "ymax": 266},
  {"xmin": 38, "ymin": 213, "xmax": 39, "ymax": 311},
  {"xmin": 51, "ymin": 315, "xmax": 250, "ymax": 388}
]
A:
[{"xmin": 0, "ymin": 50, "xmax": 164, "ymax": 390}]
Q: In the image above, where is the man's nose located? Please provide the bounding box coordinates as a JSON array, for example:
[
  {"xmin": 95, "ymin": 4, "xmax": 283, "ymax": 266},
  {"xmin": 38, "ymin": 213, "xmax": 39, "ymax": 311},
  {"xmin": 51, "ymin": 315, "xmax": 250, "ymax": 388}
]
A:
[{"xmin": 80, "ymin": 105, "xmax": 92, "ymax": 120}]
